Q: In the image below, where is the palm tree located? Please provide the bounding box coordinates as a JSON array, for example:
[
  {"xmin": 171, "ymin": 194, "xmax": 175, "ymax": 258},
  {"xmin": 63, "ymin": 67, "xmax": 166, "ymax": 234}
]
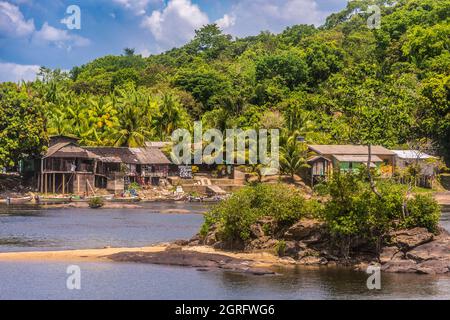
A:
[
  {"xmin": 112, "ymin": 87, "xmax": 155, "ymax": 147},
  {"xmin": 280, "ymin": 133, "xmax": 309, "ymax": 180}
]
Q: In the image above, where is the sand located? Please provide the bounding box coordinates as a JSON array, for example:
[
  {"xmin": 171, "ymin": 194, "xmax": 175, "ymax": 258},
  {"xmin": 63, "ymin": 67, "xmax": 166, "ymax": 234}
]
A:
[{"xmin": 0, "ymin": 244, "xmax": 289, "ymax": 268}]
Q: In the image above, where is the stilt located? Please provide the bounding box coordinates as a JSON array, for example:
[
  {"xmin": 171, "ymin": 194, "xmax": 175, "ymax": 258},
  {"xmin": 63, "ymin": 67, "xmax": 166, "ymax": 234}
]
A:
[
  {"xmin": 52, "ymin": 174, "xmax": 56, "ymax": 194},
  {"xmin": 44, "ymin": 173, "xmax": 48, "ymax": 195},
  {"xmin": 62, "ymin": 174, "xmax": 65, "ymax": 195}
]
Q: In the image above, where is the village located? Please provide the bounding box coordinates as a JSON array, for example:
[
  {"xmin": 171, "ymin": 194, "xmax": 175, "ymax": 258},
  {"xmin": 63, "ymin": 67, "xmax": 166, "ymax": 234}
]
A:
[{"xmin": 1, "ymin": 135, "xmax": 448, "ymax": 207}]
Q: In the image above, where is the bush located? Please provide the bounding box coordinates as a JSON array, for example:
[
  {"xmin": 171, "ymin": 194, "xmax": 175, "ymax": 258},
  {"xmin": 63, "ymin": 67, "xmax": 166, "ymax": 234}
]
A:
[
  {"xmin": 201, "ymin": 183, "xmax": 321, "ymax": 242},
  {"xmin": 89, "ymin": 197, "xmax": 104, "ymax": 209},
  {"xmin": 322, "ymin": 172, "xmax": 441, "ymax": 244},
  {"xmin": 403, "ymin": 194, "xmax": 441, "ymax": 233}
]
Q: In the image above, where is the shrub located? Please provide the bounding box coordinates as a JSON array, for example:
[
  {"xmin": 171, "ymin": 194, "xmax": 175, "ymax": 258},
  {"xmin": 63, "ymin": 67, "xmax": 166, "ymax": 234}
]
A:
[
  {"xmin": 275, "ymin": 240, "xmax": 286, "ymax": 257},
  {"xmin": 201, "ymin": 183, "xmax": 321, "ymax": 242},
  {"xmin": 403, "ymin": 194, "xmax": 441, "ymax": 233},
  {"xmin": 89, "ymin": 197, "xmax": 104, "ymax": 209},
  {"xmin": 322, "ymin": 172, "xmax": 441, "ymax": 248}
]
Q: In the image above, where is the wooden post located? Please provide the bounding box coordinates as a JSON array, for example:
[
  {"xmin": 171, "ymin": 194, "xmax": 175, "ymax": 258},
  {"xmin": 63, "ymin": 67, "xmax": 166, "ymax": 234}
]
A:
[
  {"xmin": 44, "ymin": 173, "xmax": 48, "ymax": 195},
  {"xmin": 37, "ymin": 174, "xmax": 41, "ymax": 193},
  {"xmin": 62, "ymin": 174, "xmax": 65, "ymax": 195},
  {"xmin": 53, "ymin": 174, "xmax": 56, "ymax": 194},
  {"xmin": 77, "ymin": 174, "xmax": 80, "ymax": 194}
]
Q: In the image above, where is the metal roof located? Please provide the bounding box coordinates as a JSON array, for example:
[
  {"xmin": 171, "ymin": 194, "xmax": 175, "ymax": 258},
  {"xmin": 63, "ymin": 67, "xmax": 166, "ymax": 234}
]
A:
[
  {"xmin": 333, "ymin": 155, "xmax": 383, "ymax": 162},
  {"xmin": 392, "ymin": 150, "xmax": 436, "ymax": 160},
  {"xmin": 308, "ymin": 145, "xmax": 395, "ymax": 156}
]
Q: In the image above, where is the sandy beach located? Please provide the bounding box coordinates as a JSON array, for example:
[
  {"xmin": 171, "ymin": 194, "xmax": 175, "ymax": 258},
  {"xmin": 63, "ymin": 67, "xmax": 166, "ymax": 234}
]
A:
[{"xmin": 0, "ymin": 244, "xmax": 287, "ymax": 268}]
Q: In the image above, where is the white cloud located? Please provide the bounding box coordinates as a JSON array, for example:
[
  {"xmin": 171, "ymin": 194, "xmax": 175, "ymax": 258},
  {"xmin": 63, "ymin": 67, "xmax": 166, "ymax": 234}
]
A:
[
  {"xmin": 138, "ymin": 48, "xmax": 151, "ymax": 57},
  {"xmin": 113, "ymin": 0, "xmax": 161, "ymax": 16},
  {"xmin": 216, "ymin": 14, "xmax": 236, "ymax": 30},
  {"xmin": 141, "ymin": 0, "xmax": 209, "ymax": 50},
  {"xmin": 0, "ymin": 1, "xmax": 35, "ymax": 37},
  {"xmin": 32, "ymin": 22, "xmax": 90, "ymax": 50},
  {"xmin": 219, "ymin": 0, "xmax": 328, "ymax": 37},
  {"xmin": 0, "ymin": 62, "xmax": 40, "ymax": 83}
]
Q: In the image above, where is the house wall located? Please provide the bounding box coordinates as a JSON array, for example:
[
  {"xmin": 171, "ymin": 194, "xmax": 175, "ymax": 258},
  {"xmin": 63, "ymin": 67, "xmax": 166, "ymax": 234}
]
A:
[
  {"xmin": 73, "ymin": 173, "xmax": 95, "ymax": 195},
  {"xmin": 106, "ymin": 173, "xmax": 125, "ymax": 194}
]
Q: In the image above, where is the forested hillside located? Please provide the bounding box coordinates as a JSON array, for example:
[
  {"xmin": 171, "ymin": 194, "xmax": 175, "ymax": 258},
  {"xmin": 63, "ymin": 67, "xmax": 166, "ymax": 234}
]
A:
[{"xmin": 0, "ymin": 0, "xmax": 449, "ymax": 168}]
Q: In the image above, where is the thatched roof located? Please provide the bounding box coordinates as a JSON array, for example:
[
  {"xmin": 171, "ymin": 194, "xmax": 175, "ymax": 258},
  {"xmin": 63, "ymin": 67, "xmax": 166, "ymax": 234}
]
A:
[{"xmin": 308, "ymin": 145, "xmax": 395, "ymax": 156}]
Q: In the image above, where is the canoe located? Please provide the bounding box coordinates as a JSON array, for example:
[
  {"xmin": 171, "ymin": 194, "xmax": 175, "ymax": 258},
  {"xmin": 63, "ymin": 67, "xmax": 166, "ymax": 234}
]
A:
[
  {"xmin": 0, "ymin": 196, "xmax": 32, "ymax": 204},
  {"xmin": 37, "ymin": 196, "xmax": 72, "ymax": 204},
  {"xmin": 108, "ymin": 197, "xmax": 141, "ymax": 203}
]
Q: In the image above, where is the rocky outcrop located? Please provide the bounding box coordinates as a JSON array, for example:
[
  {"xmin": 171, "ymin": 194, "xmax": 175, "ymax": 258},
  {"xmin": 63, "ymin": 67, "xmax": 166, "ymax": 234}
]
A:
[
  {"xmin": 382, "ymin": 229, "xmax": 450, "ymax": 274},
  {"xmin": 191, "ymin": 217, "xmax": 450, "ymax": 275},
  {"xmin": 108, "ymin": 247, "xmax": 275, "ymax": 275},
  {"xmin": 389, "ymin": 228, "xmax": 434, "ymax": 250}
]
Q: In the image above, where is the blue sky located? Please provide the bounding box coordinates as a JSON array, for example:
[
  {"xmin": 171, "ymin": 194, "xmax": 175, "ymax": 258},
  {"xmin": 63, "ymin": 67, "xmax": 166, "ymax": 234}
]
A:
[{"xmin": 0, "ymin": 0, "xmax": 349, "ymax": 82}]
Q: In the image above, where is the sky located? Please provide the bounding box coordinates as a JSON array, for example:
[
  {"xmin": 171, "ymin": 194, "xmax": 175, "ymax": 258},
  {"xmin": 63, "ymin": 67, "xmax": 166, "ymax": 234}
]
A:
[{"xmin": 0, "ymin": 0, "xmax": 349, "ymax": 83}]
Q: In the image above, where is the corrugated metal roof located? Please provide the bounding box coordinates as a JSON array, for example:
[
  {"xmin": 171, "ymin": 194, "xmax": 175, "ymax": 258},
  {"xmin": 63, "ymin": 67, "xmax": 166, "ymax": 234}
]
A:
[
  {"xmin": 392, "ymin": 150, "xmax": 436, "ymax": 160},
  {"xmin": 44, "ymin": 142, "xmax": 99, "ymax": 159},
  {"xmin": 308, "ymin": 145, "xmax": 395, "ymax": 156},
  {"xmin": 85, "ymin": 147, "xmax": 171, "ymax": 165}
]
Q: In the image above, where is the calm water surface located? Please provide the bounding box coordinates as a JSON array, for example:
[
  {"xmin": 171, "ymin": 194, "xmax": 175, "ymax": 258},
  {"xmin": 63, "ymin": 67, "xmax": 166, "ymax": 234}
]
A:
[{"xmin": 0, "ymin": 203, "xmax": 449, "ymax": 300}]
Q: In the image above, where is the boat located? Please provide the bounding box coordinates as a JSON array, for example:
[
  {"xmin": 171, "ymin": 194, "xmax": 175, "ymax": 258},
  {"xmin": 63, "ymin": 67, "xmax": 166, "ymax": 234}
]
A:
[
  {"xmin": 37, "ymin": 196, "xmax": 72, "ymax": 204},
  {"xmin": 0, "ymin": 196, "xmax": 33, "ymax": 205},
  {"xmin": 108, "ymin": 197, "xmax": 141, "ymax": 203}
]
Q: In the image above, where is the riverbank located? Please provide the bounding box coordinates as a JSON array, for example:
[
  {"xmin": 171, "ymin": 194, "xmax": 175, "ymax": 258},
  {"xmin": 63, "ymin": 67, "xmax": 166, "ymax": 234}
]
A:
[
  {"xmin": 1, "ymin": 222, "xmax": 450, "ymax": 275},
  {"xmin": 0, "ymin": 243, "xmax": 292, "ymax": 275}
]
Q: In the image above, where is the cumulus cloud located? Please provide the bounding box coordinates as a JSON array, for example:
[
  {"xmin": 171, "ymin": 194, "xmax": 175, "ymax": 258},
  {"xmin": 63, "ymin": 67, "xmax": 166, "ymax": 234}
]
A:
[
  {"xmin": 216, "ymin": 14, "xmax": 236, "ymax": 30},
  {"xmin": 32, "ymin": 22, "xmax": 90, "ymax": 50},
  {"xmin": 0, "ymin": 1, "xmax": 35, "ymax": 37},
  {"xmin": 0, "ymin": 62, "xmax": 40, "ymax": 83},
  {"xmin": 219, "ymin": 0, "xmax": 329, "ymax": 37},
  {"xmin": 141, "ymin": 0, "xmax": 209, "ymax": 50},
  {"xmin": 113, "ymin": 0, "xmax": 162, "ymax": 16}
]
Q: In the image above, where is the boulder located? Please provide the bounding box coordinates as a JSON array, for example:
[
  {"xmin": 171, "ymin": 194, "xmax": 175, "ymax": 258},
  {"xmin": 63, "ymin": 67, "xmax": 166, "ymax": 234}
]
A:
[
  {"xmin": 284, "ymin": 219, "xmax": 324, "ymax": 242},
  {"xmin": 283, "ymin": 241, "xmax": 300, "ymax": 257},
  {"xmin": 381, "ymin": 259, "xmax": 418, "ymax": 273},
  {"xmin": 390, "ymin": 228, "xmax": 434, "ymax": 250},
  {"xmin": 406, "ymin": 237, "xmax": 450, "ymax": 262},
  {"xmin": 379, "ymin": 246, "xmax": 401, "ymax": 264},
  {"xmin": 298, "ymin": 256, "xmax": 328, "ymax": 265}
]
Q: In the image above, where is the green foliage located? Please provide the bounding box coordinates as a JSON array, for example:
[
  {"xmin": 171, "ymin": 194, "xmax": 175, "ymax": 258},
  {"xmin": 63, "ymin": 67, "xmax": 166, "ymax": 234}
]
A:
[
  {"xmin": 88, "ymin": 197, "xmax": 105, "ymax": 209},
  {"xmin": 0, "ymin": 83, "xmax": 48, "ymax": 168},
  {"xmin": 2, "ymin": 0, "xmax": 448, "ymax": 165},
  {"xmin": 202, "ymin": 184, "xmax": 320, "ymax": 242},
  {"xmin": 403, "ymin": 194, "xmax": 441, "ymax": 233},
  {"xmin": 322, "ymin": 172, "xmax": 441, "ymax": 241}
]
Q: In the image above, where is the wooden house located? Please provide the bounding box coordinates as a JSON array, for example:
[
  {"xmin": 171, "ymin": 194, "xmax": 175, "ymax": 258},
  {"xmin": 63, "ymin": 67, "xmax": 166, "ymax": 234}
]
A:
[
  {"xmin": 306, "ymin": 145, "xmax": 396, "ymax": 186},
  {"xmin": 36, "ymin": 136, "xmax": 171, "ymax": 195}
]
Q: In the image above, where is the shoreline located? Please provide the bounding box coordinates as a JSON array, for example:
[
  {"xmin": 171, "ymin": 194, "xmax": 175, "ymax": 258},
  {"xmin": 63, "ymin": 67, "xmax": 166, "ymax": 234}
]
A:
[{"xmin": 0, "ymin": 244, "xmax": 296, "ymax": 270}]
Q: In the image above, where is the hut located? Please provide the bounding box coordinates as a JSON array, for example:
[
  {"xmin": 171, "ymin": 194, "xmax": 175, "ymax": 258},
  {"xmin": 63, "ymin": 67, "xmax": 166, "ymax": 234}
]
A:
[{"xmin": 306, "ymin": 145, "xmax": 396, "ymax": 186}]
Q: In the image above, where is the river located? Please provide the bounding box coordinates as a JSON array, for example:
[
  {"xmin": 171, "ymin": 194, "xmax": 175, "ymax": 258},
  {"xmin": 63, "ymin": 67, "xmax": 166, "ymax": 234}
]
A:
[{"xmin": 0, "ymin": 203, "xmax": 449, "ymax": 300}]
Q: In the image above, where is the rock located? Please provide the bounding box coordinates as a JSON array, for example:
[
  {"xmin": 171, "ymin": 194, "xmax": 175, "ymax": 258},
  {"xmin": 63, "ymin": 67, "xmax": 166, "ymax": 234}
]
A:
[
  {"xmin": 406, "ymin": 237, "xmax": 450, "ymax": 262},
  {"xmin": 284, "ymin": 219, "xmax": 324, "ymax": 241},
  {"xmin": 416, "ymin": 259, "xmax": 450, "ymax": 274},
  {"xmin": 379, "ymin": 246, "xmax": 399, "ymax": 264},
  {"xmin": 298, "ymin": 256, "xmax": 328, "ymax": 265},
  {"xmin": 390, "ymin": 228, "xmax": 434, "ymax": 250},
  {"xmin": 108, "ymin": 250, "xmax": 275, "ymax": 275},
  {"xmin": 382, "ymin": 259, "xmax": 418, "ymax": 273},
  {"xmin": 283, "ymin": 241, "xmax": 300, "ymax": 257},
  {"xmin": 249, "ymin": 223, "xmax": 264, "ymax": 238},
  {"xmin": 173, "ymin": 239, "xmax": 189, "ymax": 246},
  {"xmin": 247, "ymin": 237, "xmax": 278, "ymax": 250}
]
